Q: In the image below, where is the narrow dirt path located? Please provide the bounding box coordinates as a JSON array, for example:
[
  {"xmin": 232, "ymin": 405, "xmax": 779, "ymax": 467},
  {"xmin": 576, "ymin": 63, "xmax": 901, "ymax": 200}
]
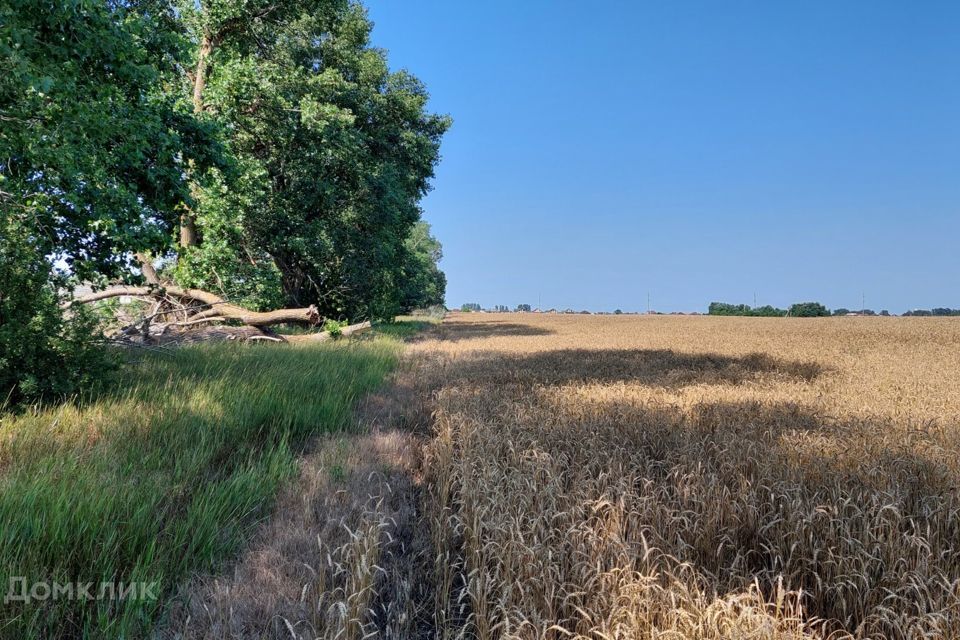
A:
[{"xmin": 158, "ymin": 332, "xmax": 442, "ymax": 640}]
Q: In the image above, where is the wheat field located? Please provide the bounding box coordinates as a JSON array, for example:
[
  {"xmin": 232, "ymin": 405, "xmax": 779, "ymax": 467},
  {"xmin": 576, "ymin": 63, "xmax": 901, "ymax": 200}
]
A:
[
  {"xmin": 418, "ymin": 313, "xmax": 960, "ymax": 639},
  {"xmin": 164, "ymin": 313, "xmax": 960, "ymax": 640}
]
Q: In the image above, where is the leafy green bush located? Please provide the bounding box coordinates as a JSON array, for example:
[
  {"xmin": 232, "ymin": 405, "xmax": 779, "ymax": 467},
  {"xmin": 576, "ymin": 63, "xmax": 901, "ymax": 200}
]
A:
[
  {"xmin": 323, "ymin": 319, "xmax": 347, "ymax": 338},
  {"xmin": 0, "ymin": 218, "xmax": 113, "ymax": 408},
  {"xmin": 418, "ymin": 304, "xmax": 448, "ymax": 319}
]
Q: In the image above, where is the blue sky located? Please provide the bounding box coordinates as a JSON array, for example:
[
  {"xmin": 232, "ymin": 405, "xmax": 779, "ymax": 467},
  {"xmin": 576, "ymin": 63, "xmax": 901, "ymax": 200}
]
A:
[{"xmin": 365, "ymin": 0, "xmax": 959, "ymax": 313}]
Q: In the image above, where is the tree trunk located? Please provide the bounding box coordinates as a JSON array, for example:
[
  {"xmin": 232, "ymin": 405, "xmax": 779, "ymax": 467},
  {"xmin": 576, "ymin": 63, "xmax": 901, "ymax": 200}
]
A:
[
  {"xmin": 179, "ymin": 33, "xmax": 213, "ymax": 249},
  {"xmin": 136, "ymin": 253, "xmax": 161, "ymax": 285},
  {"xmin": 193, "ymin": 33, "xmax": 212, "ymax": 115},
  {"xmin": 68, "ymin": 286, "xmax": 322, "ymax": 328},
  {"xmin": 286, "ymin": 321, "xmax": 371, "ymax": 344},
  {"xmin": 179, "ymin": 211, "xmax": 199, "ymax": 248}
]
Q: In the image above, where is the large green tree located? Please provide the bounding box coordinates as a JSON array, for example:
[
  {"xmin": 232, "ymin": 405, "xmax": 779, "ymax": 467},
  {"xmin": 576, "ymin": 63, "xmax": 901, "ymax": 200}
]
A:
[
  {"xmin": 1, "ymin": 0, "xmax": 218, "ymax": 404},
  {"xmin": 399, "ymin": 221, "xmax": 446, "ymax": 311},
  {"xmin": 1, "ymin": 0, "xmax": 449, "ymax": 402},
  {"xmin": 1, "ymin": 0, "xmax": 219, "ymax": 280},
  {"xmin": 170, "ymin": 0, "xmax": 450, "ymax": 318}
]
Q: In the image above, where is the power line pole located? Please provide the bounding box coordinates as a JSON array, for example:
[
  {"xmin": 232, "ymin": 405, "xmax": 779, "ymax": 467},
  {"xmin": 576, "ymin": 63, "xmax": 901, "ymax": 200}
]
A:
[{"xmin": 647, "ymin": 292, "xmax": 651, "ymax": 315}]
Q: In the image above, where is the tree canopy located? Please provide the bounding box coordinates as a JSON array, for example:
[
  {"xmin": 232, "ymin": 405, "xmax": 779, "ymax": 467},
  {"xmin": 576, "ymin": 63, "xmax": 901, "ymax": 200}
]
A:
[
  {"xmin": 708, "ymin": 301, "xmax": 836, "ymax": 317},
  {"xmin": 708, "ymin": 302, "xmax": 787, "ymax": 317},
  {"xmin": 1, "ymin": 0, "xmax": 448, "ymax": 405},
  {"xmin": 167, "ymin": 0, "xmax": 450, "ymax": 317},
  {"xmin": 788, "ymin": 302, "xmax": 831, "ymax": 317},
  {"xmin": 1, "ymin": 0, "xmax": 221, "ymax": 280}
]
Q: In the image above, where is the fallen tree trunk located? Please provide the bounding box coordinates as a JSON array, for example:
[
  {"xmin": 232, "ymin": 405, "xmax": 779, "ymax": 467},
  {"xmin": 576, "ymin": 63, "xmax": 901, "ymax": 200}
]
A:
[
  {"xmin": 68, "ymin": 286, "xmax": 321, "ymax": 327},
  {"xmin": 286, "ymin": 321, "xmax": 372, "ymax": 344},
  {"xmin": 67, "ymin": 285, "xmax": 373, "ymax": 347},
  {"xmin": 144, "ymin": 321, "xmax": 369, "ymax": 346}
]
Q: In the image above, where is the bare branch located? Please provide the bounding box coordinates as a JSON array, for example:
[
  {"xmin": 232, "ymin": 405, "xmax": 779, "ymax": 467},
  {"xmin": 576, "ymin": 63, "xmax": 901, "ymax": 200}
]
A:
[{"xmin": 68, "ymin": 285, "xmax": 322, "ymax": 327}]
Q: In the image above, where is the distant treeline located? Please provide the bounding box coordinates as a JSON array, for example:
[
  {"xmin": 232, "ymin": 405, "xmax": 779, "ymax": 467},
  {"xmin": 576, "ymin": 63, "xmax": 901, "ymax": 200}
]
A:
[
  {"xmin": 902, "ymin": 308, "xmax": 960, "ymax": 316},
  {"xmin": 711, "ymin": 303, "xmax": 960, "ymax": 317},
  {"xmin": 708, "ymin": 302, "xmax": 831, "ymax": 317}
]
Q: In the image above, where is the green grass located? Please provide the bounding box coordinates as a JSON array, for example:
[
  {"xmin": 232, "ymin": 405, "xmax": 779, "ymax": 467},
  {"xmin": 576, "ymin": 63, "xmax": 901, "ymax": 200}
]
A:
[
  {"xmin": 373, "ymin": 315, "xmax": 439, "ymax": 340},
  {"xmin": 0, "ymin": 327, "xmax": 414, "ymax": 638}
]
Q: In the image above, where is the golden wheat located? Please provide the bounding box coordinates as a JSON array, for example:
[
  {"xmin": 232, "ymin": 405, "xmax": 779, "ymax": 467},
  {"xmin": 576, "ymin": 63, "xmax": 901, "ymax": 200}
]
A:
[{"xmin": 418, "ymin": 313, "xmax": 960, "ymax": 639}]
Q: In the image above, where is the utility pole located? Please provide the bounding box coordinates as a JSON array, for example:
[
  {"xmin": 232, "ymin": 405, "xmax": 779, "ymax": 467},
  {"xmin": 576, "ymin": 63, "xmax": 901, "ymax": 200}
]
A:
[
  {"xmin": 862, "ymin": 291, "xmax": 866, "ymax": 313},
  {"xmin": 647, "ymin": 292, "xmax": 651, "ymax": 315},
  {"xmin": 754, "ymin": 292, "xmax": 757, "ymax": 307}
]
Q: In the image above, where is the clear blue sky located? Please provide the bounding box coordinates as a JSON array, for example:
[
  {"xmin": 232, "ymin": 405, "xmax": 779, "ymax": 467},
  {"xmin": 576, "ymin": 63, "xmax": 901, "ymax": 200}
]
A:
[{"xmin": 365, "ymin": 0, "xmax": 959, "ymax": 313}]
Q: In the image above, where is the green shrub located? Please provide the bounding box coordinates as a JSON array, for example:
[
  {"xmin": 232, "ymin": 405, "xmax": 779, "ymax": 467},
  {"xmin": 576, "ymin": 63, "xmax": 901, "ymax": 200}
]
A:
[
  {"xmin": 323, "ymin": 318, "xmax": 347, "ymax": 338},
  {"xmin": 0, "ymin": 218, "xmax": 113, "ymax": 408}
]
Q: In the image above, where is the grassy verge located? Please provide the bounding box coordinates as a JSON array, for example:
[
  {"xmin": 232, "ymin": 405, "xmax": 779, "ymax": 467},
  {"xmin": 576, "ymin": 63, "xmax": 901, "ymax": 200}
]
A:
[
  {"xmin": 374, "ymin": 316, "xmax": 438, "ymax": 340},
  {"xmin": 0, "ymin": 327, "xmax": 412, "ymax": 638}
]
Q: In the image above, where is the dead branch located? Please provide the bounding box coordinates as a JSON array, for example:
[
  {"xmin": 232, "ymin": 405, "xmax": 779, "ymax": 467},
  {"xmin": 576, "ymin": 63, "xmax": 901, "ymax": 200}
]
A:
[
  {"xmin": 167, "ymin": 316, "xmax": 228, "ymax": 329},
  {"xmin": 70, "ymin": 284, "xmax": 377, "ymax": 348},
  {"xmin": 246, "ymin": 335, "xmax": 286, "ymax": 343},
  {"xmin": 68, "ymin": 286, "xmax": 321, "ymax": 328},
  {"xmin": 286, "ymin": 321, "xmax": 372, "ymax": 344}
]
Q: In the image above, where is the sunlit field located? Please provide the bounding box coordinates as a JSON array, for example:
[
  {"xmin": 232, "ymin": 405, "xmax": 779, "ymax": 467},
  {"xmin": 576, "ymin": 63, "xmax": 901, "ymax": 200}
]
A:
[
  {"xmin": 0, "ymin": 333, "xmax": 408, "ymax": 639},
  {"xmin": 419, "ymin": 313, "xmax": 960, "ymax": 639},
  {"xmin": 37, "ymin": 313, "xmax": 959, "ymax": 639}
]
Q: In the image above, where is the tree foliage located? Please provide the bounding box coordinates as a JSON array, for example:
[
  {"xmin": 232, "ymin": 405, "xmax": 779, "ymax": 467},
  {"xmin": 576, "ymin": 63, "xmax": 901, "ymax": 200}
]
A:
[
  {"xmin": 0, "ymin": 216, "xmax": 112, "ymax": 406},
  {"xmin": 172, "ymin": 0, "xmax": 450, "ymax": 319},
  {"xmin": 1, "ymin": 0, "xmax": 449, "ymax": 405},
  {"xmin": 398, "ymin": 221, "xmax": 446, "ymax": 311},
  {"xmin": 1, "ymin": 0, "xmax": 210, "ymax": 405},
  {"xmin": 904, "ymin": 308, "xmax": 960, "ymax": 317},
  {"xmin": 708, "ymin": 302, "xmax": 787, "ymax": 317},
  {"xmin": 1, "ymin": 0, "xmax": 221, "ymax": 280},
  {"xmin": 788, "ymin": 302, "xmax": 831, "ymax": 317},
  {"xmin": 709, "ymin": 301, "xmax": 834, "ymax": 317}
]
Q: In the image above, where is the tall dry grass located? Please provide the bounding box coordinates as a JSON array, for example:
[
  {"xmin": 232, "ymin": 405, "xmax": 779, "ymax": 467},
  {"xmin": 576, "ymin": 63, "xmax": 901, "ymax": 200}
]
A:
[{"xmin": 418, "ymin": 314, "xmax": 960, "ymax": 639}]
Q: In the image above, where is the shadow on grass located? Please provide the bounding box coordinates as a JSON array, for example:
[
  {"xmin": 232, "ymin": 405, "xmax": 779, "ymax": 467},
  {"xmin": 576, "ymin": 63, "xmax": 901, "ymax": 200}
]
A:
[{"xmin": 371, "ymin": 319, "xmax": 437, "ymax": 341}]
